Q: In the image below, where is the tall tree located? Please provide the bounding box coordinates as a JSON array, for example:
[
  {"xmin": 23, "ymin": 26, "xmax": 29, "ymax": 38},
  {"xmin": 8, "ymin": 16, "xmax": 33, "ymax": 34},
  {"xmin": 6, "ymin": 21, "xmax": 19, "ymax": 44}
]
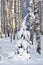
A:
[
  {"xmin": 0, "ymin": 0, "xmax": 2, "ymax": 38},
  {"xmin": 34, "ymin": 3, "xmax": 41, "ymax": 54},
  {"xmin": 28, "ymin": 0, "xmax": 35, "ymax": 44},
  {"xmin": 15, "ymin": 0, "xmax": 22, "ymax": 31}
]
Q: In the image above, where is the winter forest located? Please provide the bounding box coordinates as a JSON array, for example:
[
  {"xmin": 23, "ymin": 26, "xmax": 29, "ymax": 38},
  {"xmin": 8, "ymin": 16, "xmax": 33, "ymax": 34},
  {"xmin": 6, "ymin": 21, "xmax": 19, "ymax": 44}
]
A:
[{"xmin": 0, "ymin": 0, "xmax": 43, "ymax": 65}]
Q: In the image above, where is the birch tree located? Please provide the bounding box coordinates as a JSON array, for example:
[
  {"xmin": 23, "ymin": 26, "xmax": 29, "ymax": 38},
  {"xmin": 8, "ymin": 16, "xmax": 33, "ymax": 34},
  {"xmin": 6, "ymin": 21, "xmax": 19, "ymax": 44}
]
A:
[
  {"xmin": 34, "ymin": 3, "xmax": 41, "ymax": 54},
  {"xmin": 28, "ymin": 0, "xmax": 35, "ymax": 44}
]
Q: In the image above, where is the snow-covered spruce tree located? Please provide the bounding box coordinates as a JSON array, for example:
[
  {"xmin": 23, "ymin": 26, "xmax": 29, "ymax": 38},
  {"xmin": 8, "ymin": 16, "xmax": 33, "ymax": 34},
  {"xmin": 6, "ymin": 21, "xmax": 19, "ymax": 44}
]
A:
[
  {"xmin": 34, "ymin": 3, "xmax": 41, "ymax": 54},
  {"xmin": 28, "ymin": 0, "xmax": 35, "ymax": 44},
  {"xmin": 15, "ymin": 23, "xmax": 32, "ymax": 60}
]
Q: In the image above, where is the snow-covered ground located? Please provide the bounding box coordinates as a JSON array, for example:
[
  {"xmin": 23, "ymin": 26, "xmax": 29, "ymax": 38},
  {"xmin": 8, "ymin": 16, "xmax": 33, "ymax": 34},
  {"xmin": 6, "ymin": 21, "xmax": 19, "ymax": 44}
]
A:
[{"xmin": 0, "ymin": 34, "xmax": 43, "ymax": 65}]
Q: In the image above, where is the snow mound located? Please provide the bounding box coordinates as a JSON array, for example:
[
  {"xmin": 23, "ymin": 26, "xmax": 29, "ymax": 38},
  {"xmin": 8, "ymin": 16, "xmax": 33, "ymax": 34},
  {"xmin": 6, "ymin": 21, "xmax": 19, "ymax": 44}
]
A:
[
  {"xmin": 0, "ymin": 55, "xmax": 5, "ymax": 64},
  {"xmin": 12, "ymin": 51, "xmax": 31, "ymax": 61}
]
